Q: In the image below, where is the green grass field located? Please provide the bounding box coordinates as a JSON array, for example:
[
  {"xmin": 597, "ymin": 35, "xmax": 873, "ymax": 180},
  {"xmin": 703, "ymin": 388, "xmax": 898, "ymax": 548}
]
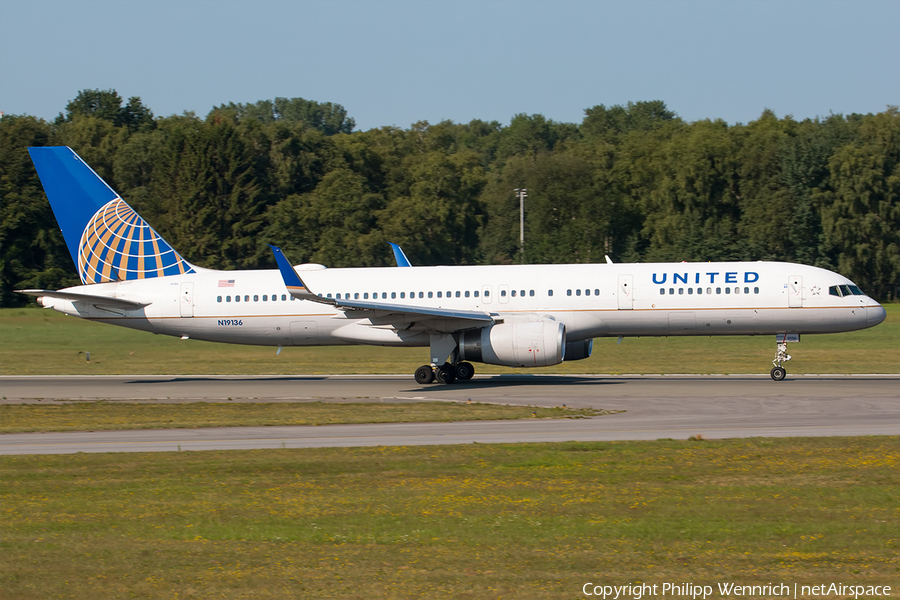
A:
[
  {"xmin": 2, "ymin": 437, "xmax": 897, "ymax": 599},
  {"xmin": 0, "ymin": 402, "xmax": 608, "ymax": 434},
  {"xmin": 1, "ymin": 305, "xmax": 898, "ymax": 375}
]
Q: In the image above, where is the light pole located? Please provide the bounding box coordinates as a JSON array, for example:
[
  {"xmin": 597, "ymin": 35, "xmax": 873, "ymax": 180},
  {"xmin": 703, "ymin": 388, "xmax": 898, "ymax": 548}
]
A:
[{"xmin": 514, "ymin": 188, "xmax": 527, "ymax": 263}]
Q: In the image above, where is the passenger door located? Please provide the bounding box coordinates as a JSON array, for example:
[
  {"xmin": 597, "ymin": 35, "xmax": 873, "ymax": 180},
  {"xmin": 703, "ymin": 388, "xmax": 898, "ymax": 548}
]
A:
[
  {"xmin": 617, "ymin": 275, "xmax": 633, "ymax": 310},
  {"xmin": 788, "ymin": 276, "xmax": 802, "ymax": 308},
  {"xmin": 179, "ymin": 283, "xmax": 194, "ymax": 317}
]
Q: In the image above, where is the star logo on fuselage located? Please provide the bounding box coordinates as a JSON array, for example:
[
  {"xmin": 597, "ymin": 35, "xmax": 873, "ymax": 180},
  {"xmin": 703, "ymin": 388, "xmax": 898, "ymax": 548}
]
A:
[{"xmin": 810, "ymin": 285, "xmax": 821, "ymax": 296}]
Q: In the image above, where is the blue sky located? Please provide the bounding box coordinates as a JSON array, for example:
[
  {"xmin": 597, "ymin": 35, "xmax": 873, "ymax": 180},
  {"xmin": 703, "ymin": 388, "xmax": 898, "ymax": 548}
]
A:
[{"xmin": 1, "ymin": 0, "xmax": 897, "ymax": 130}]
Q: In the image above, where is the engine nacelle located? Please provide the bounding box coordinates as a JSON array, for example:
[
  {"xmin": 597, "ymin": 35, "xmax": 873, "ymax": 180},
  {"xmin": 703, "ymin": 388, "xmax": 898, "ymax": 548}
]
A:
[
  {"xmin": 564, "ymin": 339, "xmax": 593, "ymax": 361},
  {"xmin": 459, "ymin": 320, "xmax": 566, "ymax": 367}
]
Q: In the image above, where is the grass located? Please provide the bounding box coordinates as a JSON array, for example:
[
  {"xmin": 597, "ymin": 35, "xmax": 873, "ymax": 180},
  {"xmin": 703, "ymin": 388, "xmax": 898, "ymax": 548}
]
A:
[
  {"xmin": 1, "ymin": 437, "xmax": 897, "ymax": 599},
  {"xmin": 0, "ymin": 402, "xmax": 608, "ymax": 434},
  {"xmin": 1, "ymin": 305, "xmax": 898, "ymax": 375}
]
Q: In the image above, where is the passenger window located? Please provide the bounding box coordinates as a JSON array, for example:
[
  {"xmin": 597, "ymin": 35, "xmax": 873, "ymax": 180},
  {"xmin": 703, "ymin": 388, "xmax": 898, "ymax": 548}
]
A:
[
  {"xmin": 327, "ymin": 293, "xmax": 333, "ymax": 298},
  {"xmin": 501, "ymin": 290, "xmax": 507, "ymax": 297},
  {"xmin": 754, "ymin": 287, "xmax": 759, "ymax": 294},
  {"xmin": 235, "ymin": 295, "xmax": 241, "ymax": 302},
  {"xmin": 226, "ymin": 296, "xmax": 231, "ymax": 302},
  {"xmin": 455, "ymin": 291, "xmax": 461, "ymax": 298},
  {"xmin": 696, "ymin": 288, "xmax": 702, "ymax": 295},
  {"xmin": 465, "ymin": 291, "xmax": 470, "ymax": 298},
  {"xmin": 474, "ymin": 291, "xmax": 479, "ymax": 298},
  {"xmin": 735, "ymin": 287, "xmax": 741, "ymax": 295},
  {"xmin": 437, "ymin": 291, "xmax": 442, "ymax": 298},
  {"xmin": 594, "ymin": 289, "xmax": 599, "ymax": 295},
  {"xmin": 485, "ymin": 290, "xmax": 490, "ymax": 297},
  {"xmin": 548, "ymin": 290, "xmax": 553, "ymax": 296},
  {"xmin": 688, "ymin": 288, "xmax": 693, "ymax": 295},
  {"xmin": 428, "ymin": 291, "xmax": 433, "ymax": 298},
  {"xmin": 511, "ymin": 290, "xmax": 517, "ymax": 297},
  {"xmin": 382, "ymin": 292, "xmax": 387, "ymax": 299},
  {"xmin": 678, "ymin": 288, "xmax": 684, "ymax": 295},
  {"xmin": 217, "ymin": 296, "xmax": 222, "ymax": 302},
  {"xmin": 706, "ymin": 287, "xmax": 712, "ymax": 295},
  {"xmin": 243, "ymin": 295, "xmax": 250, "ymax": 302},
  {"xmin": 725, "ymin": 287, "xmax": 731, "ymax": 294},
  {"xmin": 669, "ymin": 288, "xmax": 674, "ymax": 295},
  {"xmin": 253, "ymin": 295, "xmax": 259, "ymax": 302},
  {"xmin": 282, "ymin": 294, "xmax": 286, "ymax": 301},
  {"xmin": 585, "ymin": 289, "xmax": 590, "ymax": 296},
  {"xmin": 520, "ymin": 290, "xmax": 525, "ymax": 297},
  {"xmin": 354, "ymin": 293, "xmax": 359, "ymax": 299},
  {"xmin": 419, "ymin": 292, "xmax": 424, "ymax": 298},
  {"xmin": 716, "ymin": 287, "xmax": 722, "ymax": 294},
  {"xmin": 400, "ymin": 292, "xmax": 405, "ymax": 299},
  {"xmin": 364, "ymin": 293, "xmax": 369, "ymax": 299},
  {"xmin": 530, "ymin": 290, "xmax": 535, "ymax": 297},
  {"xmin": 391, "ymin": 292, "xmax": 397, "ymax": 299},
  {"xmin": 659, "ymin": 288, "xmax": 665, "ymax": 295},
  {"xmin": 743, "ymin": 287, "xmax": 749, "ymax": 294},
  {"xmin": 567, "ymin": 289, "xmax": 572, "ymax": 296},
  {"xmin": 576, "ymin": 289, "xmax": 581, "ymax": 296}
]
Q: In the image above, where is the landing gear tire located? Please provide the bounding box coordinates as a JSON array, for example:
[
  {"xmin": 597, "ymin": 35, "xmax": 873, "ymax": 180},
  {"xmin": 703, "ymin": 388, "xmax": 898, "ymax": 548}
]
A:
[
  {"xmin": 770, "ymin": 366, "xmax": 786, "ymax": 381},
  {"xmin": 455, "ymin": 361, "xmax": 475, "ymax": 380},
  {"xmin": 415, "ymin": 365, "xmax": 435, "ymax": 384},
  {"xmin": 436, "ymin": 363, "xmax": 456, "ymax": 384}
]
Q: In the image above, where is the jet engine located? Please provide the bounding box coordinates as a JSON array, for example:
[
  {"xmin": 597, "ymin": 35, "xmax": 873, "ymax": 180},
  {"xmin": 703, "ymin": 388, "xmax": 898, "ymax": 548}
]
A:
[
  {"xmin": 564, "ymin": 338, "xmax": 593, "ymax": 361},
  {"xmin": 458, "ymin": 320, "xmax": 566, "ymax": 367}
]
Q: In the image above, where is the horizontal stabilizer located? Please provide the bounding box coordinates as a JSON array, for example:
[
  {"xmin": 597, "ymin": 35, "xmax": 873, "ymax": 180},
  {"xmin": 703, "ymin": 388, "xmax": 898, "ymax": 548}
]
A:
[{"xmin": 16, "ymin": 289, "xmax": 150, "ymax": 310}]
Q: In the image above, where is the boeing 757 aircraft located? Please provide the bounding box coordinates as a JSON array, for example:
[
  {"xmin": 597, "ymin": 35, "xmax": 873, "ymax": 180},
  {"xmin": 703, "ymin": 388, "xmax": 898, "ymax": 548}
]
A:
[{"xmin": 18, "ymin": 147, "xmax": 886, "ymax": 384}]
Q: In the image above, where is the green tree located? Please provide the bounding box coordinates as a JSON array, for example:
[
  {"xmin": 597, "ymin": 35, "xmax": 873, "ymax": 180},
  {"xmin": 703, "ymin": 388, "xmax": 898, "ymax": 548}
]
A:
[
  {"xmin": 814, "ymin": 108, "xmax": 900, "ymax": 299},
  {"xmin": 57, "ymin": 89, "xmax": 154, "ymax": 132},
  {"xmin": 0, "ymin": 115, "xmax": 77, "ymax": 306}
]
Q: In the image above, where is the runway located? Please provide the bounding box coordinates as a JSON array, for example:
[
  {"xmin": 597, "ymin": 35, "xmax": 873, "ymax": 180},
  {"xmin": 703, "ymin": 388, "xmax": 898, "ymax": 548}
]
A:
[{"xmin": 1, "ymin": 375, "xmax": 897, "ymax": 454}]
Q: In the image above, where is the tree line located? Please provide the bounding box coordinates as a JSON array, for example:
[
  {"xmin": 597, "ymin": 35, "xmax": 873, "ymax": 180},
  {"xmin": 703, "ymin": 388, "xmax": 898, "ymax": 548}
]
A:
[{"xmin": 1, "ymin": 89, "xmax": 897, "ymax": 306}]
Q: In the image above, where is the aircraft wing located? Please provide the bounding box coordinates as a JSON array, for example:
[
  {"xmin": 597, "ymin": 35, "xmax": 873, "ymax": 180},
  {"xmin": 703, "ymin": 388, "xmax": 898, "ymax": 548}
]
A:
[
  {"xmin": 16, "ymin": 289, "xmax": 150, "ymax": 310},
  {"xmin": 269, "ymin": 246, "xmax": 494, "ymax": 330}
]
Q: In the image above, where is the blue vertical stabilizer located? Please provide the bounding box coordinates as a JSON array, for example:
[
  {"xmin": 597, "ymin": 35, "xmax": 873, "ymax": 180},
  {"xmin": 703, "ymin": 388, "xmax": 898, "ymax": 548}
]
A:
[{"xmin": 28, "ymin": 146, "xmax": 194, "ymax": 284}]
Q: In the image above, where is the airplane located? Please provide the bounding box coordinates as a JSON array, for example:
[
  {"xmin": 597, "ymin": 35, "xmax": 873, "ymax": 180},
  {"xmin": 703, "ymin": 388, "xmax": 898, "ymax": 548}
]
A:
[{"xmin": 17, "ymin": 146, "xmax": 887, "ymax": 384}]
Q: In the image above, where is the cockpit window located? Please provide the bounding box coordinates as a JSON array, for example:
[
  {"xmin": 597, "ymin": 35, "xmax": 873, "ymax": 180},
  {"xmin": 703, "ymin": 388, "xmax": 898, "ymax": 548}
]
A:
[{"xmin": 830, "ymin": 284, "xmax": 866, "ymax": 298}]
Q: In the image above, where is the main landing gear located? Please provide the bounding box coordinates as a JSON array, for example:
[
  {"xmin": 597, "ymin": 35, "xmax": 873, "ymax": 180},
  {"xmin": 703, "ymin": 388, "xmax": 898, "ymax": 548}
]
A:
[
  {"xmin": 414, "ymin": 362, "xmax": 475, "ymax": 385},
  {"xmin": 770, "ymin": 341, "xmax": 792, "ymax": 381}
]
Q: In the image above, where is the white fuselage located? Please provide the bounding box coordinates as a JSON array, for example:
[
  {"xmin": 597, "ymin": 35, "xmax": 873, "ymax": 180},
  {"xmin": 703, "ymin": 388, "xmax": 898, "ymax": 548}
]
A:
[{"xmin": 41, "ymin": 261, "xmax": 884, "ymax": 349}]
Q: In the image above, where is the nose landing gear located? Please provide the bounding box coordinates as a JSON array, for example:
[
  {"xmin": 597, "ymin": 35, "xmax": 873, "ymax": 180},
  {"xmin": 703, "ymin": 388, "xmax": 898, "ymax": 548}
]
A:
[{"xmin": 771, "ymin": 341, "xmax": 792, "ymax": 381}]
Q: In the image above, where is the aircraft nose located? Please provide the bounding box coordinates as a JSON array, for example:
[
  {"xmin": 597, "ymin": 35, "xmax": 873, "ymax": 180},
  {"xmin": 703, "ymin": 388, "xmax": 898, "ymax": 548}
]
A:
[{"xmin": 866, "ymin": 299, "xmax": 886, "ymax": 327}]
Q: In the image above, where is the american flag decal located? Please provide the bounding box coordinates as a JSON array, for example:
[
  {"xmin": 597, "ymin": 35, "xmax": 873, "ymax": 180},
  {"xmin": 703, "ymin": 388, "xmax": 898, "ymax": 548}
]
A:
[{"xmin": 218, "ymin": 279, "xmax": 235, "ymax": 287}]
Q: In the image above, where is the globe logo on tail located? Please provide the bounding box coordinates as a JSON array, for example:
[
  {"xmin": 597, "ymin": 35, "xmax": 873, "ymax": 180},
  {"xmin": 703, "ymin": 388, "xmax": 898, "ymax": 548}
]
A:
[{"xmin": 77, "ymin": 199, "xmax": 194, "ymax": 284}]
